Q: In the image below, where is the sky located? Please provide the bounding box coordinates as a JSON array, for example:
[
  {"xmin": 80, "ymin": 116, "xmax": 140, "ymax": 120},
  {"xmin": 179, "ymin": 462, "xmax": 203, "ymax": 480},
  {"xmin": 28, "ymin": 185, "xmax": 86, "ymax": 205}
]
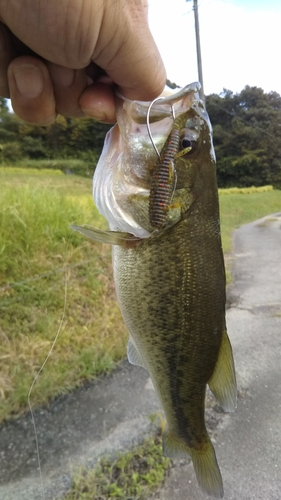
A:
[{"xmin": 148, "ymin": 0, "xmax": 281, "ymax": 96}]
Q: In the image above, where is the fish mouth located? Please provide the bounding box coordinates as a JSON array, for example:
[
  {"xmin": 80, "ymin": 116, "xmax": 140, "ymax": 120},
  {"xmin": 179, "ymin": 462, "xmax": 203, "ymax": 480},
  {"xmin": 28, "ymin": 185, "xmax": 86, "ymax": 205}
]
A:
[
  {"xmin": 93, "ymin": 81, "xmax": 211, "ymax": 239},
  {"xmin": 116, "ymin": 82, "xmax": 201, "ymax": 125}
]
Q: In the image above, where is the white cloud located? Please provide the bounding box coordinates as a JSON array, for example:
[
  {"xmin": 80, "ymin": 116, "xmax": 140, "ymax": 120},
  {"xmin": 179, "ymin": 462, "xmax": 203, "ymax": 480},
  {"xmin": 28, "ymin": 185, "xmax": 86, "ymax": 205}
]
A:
[{"xmin": 148, "ymin": 0, "xmax": 281, "ymax": 95}]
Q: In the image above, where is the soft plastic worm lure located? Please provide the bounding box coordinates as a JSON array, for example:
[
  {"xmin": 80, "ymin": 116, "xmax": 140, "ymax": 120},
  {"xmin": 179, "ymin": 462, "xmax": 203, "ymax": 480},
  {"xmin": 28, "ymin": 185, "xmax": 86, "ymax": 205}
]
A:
[
  {"xmin": 148, "ymin": 126, "xmax": 180, "ymax": 228},
  {"xmin": 146, "ymin": 97, "xmax": 191, "ymax": 229}
]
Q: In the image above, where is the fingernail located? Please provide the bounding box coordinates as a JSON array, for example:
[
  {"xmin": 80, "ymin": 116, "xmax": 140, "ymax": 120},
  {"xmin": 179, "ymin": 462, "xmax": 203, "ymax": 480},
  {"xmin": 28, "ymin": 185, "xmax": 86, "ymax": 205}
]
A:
[
  {"xmin": 81, "ymin": 106, "xmax": 108, "ymax": 122},
  {"xmin": 12, "ymin": 64, "xmax": 44, "ymax": 99}
]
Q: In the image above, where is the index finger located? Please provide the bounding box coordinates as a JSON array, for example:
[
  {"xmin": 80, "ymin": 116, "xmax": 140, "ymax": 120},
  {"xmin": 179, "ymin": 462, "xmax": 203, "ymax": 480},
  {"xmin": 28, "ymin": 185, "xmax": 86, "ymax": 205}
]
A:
[{"xmin": 92, "ymin": 2, "xmax": 166, "ymax": 101}]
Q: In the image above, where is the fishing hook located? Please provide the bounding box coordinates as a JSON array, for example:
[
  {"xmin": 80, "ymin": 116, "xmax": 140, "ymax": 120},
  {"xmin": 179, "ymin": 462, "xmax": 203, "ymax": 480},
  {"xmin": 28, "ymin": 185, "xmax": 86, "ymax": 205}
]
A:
[{"xmin": 146, "ymin": 97, "xmax": 176, "ymax": 158}]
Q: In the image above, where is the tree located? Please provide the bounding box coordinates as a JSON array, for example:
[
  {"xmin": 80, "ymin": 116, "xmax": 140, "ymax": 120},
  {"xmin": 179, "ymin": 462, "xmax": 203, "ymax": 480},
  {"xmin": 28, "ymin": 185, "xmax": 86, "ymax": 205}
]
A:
[
  {"xmin": 1, "ymin": 88, "xmax": 281, "ymax": 187},
  {"xmin": 166, "ymin": 79, "xmax": 180, "ymax": 89},
  {"xmin": 0, "ymin": 97, "xmax": 9, "ymax": 116},
  {"xmin": 206, "ymin": 86, "xmax": 281, "ymax": 188}
]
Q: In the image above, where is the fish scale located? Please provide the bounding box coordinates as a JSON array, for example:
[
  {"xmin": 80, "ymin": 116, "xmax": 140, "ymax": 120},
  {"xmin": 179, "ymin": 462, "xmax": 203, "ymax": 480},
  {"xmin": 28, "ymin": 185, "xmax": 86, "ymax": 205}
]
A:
[{"xmin": 73, "ymin": 83, "xmax": 237, "ymax": 498}]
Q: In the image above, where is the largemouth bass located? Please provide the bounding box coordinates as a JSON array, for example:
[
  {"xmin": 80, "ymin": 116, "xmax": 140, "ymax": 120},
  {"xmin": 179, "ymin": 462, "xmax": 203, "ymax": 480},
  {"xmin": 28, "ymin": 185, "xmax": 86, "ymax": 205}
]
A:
[{"xmin": 72, "ymin": 83, "xmax": 237, "ymax": 498}]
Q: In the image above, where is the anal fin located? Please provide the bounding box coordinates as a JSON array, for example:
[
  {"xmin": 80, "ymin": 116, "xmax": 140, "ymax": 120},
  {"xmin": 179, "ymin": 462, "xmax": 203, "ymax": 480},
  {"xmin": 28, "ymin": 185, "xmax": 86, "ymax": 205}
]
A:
[
  {"xmin": 208, "ymin": 329, "xmax": 237, "ymax": 412},
  {"xmin": 127, "ymin": 336, "xmax": 147, "ymax": 369}
]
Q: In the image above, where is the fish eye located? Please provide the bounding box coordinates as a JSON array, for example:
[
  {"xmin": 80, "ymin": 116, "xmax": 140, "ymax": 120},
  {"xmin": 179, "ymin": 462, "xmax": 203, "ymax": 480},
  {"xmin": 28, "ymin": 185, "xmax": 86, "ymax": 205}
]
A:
[
  {"xmin": 182, "ymin": 138, "xmax": 192, "ymax": 149},
  {"xmin": 180, "ymin": 130, "xmax": 198, "ymax": 155}
]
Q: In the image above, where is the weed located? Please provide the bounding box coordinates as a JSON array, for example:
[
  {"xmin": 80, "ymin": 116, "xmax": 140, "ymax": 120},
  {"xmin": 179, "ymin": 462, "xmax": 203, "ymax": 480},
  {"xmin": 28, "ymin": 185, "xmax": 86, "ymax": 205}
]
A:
[
  {"xmin": 256, "ymin": 216, "xmax": 279, "ymax": 227},
  {"xmin": 62, "ymin": 435, "xmax": 170, "ymax": 500}
]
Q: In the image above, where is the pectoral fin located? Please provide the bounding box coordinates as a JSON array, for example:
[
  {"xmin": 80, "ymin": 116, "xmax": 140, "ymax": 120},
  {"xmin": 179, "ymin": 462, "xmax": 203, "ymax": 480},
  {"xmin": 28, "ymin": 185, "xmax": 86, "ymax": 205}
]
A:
[
  {"xmin": 127, "ymin": 336, "xmax": 147, "ymax": 369},
  {"xmin": 208, "ymin": 329, "xmax": 237, "ymax": 412},
  {"xmin": 71, "ymin": 225, "xmax": 140, "ymax": 247}
]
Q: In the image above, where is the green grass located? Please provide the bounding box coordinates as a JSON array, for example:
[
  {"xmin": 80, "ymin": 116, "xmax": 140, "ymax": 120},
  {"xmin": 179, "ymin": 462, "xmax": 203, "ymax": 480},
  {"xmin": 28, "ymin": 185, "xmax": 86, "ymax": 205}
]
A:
[
  {"xmin": 1, "ymin": 167, "xmax": 281, "ymax": 423},
  {"xmin": 0, "ymin": 166, "xmax": 64, "ymax": 176},
  {"xmin": 218, "ymin": 185, "xmax": 273, "ymax": 195},
  {"xmin": 0, "ymin": 168, "xmax": 127, "ymax": 421},
  {"xmin": 61, "ymin": 435, "xmax": 170, "ymax": 500},
  {"xmin": 219, "ymin": 189, "xmax": 281, "ymax": 253},
  {"xmin": 0, "ymin": 166, "xmax": 94, "ymax": 195}
]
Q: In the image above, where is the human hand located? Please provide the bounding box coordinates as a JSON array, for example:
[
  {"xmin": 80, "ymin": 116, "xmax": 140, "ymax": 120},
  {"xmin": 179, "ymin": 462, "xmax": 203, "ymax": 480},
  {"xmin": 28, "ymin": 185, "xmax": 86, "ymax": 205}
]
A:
[{"xmin": 0, "ymin": 0, "xmax": 166, "ymax": 124}]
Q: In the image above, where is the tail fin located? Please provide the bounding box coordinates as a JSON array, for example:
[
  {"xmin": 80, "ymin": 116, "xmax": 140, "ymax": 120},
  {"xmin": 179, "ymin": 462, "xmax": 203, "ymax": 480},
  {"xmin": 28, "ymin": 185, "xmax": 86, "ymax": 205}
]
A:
[
  {"xmin": 189, "ymin": 442, "xmax": 224, "ymax": 498},
  {"xmin": 163, "ymin": 431, "xmax": 224, "ymax": 498}
]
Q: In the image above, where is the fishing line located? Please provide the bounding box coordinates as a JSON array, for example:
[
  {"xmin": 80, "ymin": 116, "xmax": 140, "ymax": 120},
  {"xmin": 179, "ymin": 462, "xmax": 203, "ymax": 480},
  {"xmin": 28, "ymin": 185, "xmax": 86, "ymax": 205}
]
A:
[
  {"xmin": 0, "ymin": 259, "xmax": 92, "ymax": 294},
  {"xmin": 209, "ymin": 101, "xmax": 276, "ymax": 140},
  {"xmin": 27, "ymin": 270, "xmax": 68, "ymax": 500}
]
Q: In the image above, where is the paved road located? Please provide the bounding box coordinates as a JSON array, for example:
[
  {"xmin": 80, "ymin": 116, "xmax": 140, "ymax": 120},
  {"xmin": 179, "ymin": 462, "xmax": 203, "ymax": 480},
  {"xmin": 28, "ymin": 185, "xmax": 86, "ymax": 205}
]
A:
[
  {"xmin": 0, "ymin": 213, "xmax": 281, "ymax": 499},
  {"xmin": 0, "ymin": 360, "xmax": 160, "ymax": 500},
  {"xmin": 156, "ymin": 213, "xmax": 281, "ymax": 500}
]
